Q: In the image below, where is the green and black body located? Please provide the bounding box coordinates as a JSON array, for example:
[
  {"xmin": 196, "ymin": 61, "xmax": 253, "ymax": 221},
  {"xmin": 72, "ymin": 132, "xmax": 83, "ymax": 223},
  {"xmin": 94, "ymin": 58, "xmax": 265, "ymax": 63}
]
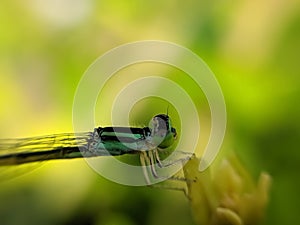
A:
[{"xmin": 0, "ymin": 114, "xmax": 177, "ymax": 166}]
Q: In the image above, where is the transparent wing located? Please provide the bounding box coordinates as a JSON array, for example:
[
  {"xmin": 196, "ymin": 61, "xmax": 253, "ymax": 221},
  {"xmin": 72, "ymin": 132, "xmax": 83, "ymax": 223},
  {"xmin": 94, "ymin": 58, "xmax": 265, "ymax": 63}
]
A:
[
  {"xmin": 0, "ymin": 132, "xmax": 91, "ymax": 156},
  {"xmin": 0, "ymin": 132, "xmax": 92, "ymax": 181}
]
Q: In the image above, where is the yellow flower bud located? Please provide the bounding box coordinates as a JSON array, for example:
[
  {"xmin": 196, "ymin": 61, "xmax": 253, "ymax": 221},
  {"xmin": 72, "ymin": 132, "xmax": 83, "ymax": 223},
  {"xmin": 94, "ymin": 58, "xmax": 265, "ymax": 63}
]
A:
[{"xmin": 183, "ymin": 155, "xmax": 271, "ymax": 225}]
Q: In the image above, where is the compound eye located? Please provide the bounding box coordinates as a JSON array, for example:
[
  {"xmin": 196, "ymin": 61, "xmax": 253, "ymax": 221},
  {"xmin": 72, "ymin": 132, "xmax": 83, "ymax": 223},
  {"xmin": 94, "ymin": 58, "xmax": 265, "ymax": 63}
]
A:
[
  {"xmin": 171, "ymin": 127, "xmax": 177, "ymax": 138},
  {"xmin": 151, "ymin": 116, "xmax": 168, "ymax": 137},
  {"xmin": 149, "ymin": 114, "xmax": 176, "ymax": 148}
]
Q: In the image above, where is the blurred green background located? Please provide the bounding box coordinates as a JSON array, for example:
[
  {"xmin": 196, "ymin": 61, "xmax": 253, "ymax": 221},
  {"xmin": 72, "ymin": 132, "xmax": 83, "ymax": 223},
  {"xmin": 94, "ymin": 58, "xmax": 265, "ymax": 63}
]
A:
[{"xmin": 0, "ymin": 1, "xmax": 300, "ymax": 225}]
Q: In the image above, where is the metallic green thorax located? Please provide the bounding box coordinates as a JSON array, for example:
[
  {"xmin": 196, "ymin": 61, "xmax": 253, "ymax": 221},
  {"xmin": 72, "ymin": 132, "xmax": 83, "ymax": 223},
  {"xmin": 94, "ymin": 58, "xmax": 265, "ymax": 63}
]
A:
[{"xmin": 92, "ymin": 114, "xmax": 177, "ymax": 155}]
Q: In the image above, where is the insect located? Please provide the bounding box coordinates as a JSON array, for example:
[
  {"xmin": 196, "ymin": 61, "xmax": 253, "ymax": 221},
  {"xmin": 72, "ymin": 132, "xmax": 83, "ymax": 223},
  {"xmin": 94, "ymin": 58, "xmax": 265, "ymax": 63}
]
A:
[{"xmin": 0, "ymin": 114, "xmax": 183, "ymax": 183}]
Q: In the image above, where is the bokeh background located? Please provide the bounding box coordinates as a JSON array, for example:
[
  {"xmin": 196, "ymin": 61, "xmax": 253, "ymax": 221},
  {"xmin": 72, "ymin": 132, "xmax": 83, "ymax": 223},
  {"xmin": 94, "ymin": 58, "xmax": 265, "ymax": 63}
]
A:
[{"xmin": 1, "ymin": 1, "xmax": 300, "ymax": 225}]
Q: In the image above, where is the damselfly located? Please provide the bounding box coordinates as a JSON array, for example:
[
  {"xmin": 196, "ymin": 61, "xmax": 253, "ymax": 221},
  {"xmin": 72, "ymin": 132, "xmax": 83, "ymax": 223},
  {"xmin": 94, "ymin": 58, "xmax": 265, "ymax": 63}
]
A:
[{"xmin": 0, "ymin": 114, "xmax": 187, "ymax": 183}]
